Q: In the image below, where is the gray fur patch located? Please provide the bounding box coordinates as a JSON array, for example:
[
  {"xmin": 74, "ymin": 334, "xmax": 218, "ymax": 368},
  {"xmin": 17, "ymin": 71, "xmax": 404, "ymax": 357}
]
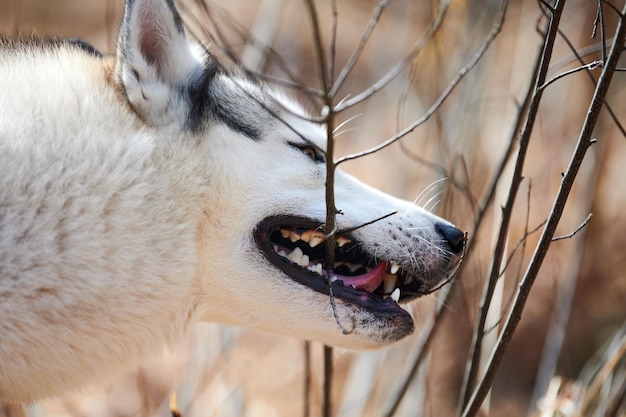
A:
[{"xmin": 186, "ymin": 69, "xmax": 279, "ymax": 141}]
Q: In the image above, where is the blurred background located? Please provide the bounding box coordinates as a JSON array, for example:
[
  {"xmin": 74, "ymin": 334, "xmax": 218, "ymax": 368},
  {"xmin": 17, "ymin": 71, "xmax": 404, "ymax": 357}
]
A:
[{"xmin": 1, "ymin": 0, "xmax": 625, "ymax": 416}]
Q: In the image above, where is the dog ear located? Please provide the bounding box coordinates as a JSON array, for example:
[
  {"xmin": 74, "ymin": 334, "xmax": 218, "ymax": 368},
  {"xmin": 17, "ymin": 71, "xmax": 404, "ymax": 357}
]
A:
[{"xmin": 116, "ymin": 0, "xmax": 204, "ymax": 127}]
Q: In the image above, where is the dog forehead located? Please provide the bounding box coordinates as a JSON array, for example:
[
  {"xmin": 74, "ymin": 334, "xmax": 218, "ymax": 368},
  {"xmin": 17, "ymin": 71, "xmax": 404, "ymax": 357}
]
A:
[
  {"xmin": 269, "ymin": 93, "xmax": 328, "ymax": 149},
  {"xmin": 199, "ymin": 73, "xmax": 278, "ymax": 140},
  {"xmin": 202, "ymin": 70, "xmax": 327, "ymax": 148}
]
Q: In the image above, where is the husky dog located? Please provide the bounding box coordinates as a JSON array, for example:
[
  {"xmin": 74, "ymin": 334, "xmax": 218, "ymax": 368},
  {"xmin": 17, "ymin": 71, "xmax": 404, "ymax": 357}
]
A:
[{"xmin": 0, "ymin": 0, "xmax": 464, "ymax": 403}]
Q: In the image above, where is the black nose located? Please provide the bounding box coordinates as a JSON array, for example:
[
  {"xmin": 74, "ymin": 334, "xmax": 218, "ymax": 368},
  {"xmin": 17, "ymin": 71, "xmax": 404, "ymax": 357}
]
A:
[{"xmin": 435, "ymin": 222, "xmax": 465, "ymax": 255}]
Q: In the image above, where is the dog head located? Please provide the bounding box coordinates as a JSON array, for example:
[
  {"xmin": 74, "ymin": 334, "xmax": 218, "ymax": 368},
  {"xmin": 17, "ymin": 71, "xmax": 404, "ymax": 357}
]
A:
[{"xmin": 116, "ymin": 0, "xmax": 465, "ymax": 349}]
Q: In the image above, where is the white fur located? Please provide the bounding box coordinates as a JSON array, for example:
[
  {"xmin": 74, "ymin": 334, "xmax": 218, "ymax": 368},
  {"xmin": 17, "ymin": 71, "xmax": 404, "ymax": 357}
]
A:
[{"xmin": 0, "ymin": 0, "xmax": 462, "ymax": 403}]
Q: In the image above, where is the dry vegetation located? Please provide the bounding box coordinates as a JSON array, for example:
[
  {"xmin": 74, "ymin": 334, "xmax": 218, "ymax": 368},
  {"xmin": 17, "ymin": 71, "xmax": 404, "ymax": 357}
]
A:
[{"xmin": 1, "ymin": 0, "xmax": 625, "ymax": 416}]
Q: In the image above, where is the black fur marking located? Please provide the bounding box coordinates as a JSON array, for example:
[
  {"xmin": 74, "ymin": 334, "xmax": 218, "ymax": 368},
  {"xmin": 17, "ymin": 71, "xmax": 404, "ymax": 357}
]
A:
[
  {"xmin": 208, "ymin": 84, "xmax": 263, "ymax": 140},
  {"xmin": 66, "ymin": 38, "xmax": 103, "ymax": 57},
  {"xmin": 164, "ymin": 0, "xmax": 185, "ymax": 34},
  {"xmin": 185, "ymin": 66, "xmax": 265, "ymax": 140},
  {"xmin": 186, "ymin": 58, "xmax": 218, "ymax": 133}
]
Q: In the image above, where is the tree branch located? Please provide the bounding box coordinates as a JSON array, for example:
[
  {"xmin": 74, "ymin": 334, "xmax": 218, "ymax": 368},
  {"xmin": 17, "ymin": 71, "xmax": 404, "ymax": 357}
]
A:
[
  {"xmin": 460, "ymin": 3, "xmax": 626, "ymax": 415},
  {"xmin": 458, "ymin": 0, "xmax": 566, "ymax": 411}
]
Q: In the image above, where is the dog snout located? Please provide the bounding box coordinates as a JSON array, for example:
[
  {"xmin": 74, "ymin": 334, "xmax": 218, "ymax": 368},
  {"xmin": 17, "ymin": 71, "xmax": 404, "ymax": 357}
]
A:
[{"xmin": 434, "ymin": 222, "xmax": 465, "ymax": 255}]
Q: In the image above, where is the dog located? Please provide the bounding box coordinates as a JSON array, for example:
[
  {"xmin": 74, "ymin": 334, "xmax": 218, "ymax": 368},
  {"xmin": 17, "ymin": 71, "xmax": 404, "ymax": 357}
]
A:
[{"xmin": 0, "ymin": 0, "xmax": 465, "ymax": 403}]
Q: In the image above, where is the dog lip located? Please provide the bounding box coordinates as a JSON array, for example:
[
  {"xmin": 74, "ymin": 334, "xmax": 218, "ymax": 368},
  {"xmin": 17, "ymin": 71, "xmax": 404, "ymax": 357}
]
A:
[{"xmin": 253, "ymin": 215, "xmax": 417, "ymax": 317}]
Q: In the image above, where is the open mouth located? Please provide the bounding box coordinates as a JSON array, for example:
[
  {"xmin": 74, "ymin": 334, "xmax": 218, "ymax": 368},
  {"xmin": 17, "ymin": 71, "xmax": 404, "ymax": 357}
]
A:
[{"xmin": 254, "ymin": 216, "xmax": 442, "ymax": 315}]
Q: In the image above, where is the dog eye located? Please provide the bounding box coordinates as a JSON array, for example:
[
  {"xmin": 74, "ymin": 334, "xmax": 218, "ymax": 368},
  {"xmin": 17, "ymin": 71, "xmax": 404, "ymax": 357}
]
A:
[{"xmin": 290, "ymin": 142, "xmax": 326, "ymax": 163}]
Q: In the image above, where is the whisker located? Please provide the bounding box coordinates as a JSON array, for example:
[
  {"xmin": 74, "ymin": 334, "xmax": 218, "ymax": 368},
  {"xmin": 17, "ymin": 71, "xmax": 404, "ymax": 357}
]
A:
[
  {"xmin": 413, "ymin": 177, "xmax": 448, "ymax": 206},
  {"xmin": 423, "ymin": 190, "xmax": 445, "ymax": 212},
  {"xmin": 333, "ymin": 113, "xmax": 362, "ymax": 134},
  {"xmin": 335, "ymin": 93, "xmax": 353, "ymax": 109},
  {"xmin": 333, "ymin": 127, "xmax": 360, "ymax": 138}
]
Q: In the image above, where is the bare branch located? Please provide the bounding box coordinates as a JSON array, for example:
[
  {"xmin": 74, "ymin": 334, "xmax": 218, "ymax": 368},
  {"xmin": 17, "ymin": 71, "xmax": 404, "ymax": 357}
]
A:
[
  {"xmin": 460, "ymin": 3, "xmax": 626, "ymax": 415},
  {"xmin": 327, "ymin": 282, "xmax": 354, "ymax": 335},
  {"xmin": 539, "ymin": 60, "xmax": 603, "ymax": 90},
  {"xmin": 302, "ymin": 1, "xmax": 339, "ymax": 416},
  {"xmin": 500, "ymin": 219, "xmax": 547, "ymax": 279},
  {"xmin": 329, "ymin": 0, "xmax": 390, "ymax": 98},
  {"xmin": 337, "ymin": 0, "xmax": 508, "ymax": 166},
  {"xmin": 537, "ymin": 0, "xmax": 556, "ymax": 12},
  {"xmin": 333, "ymin": 0, "xmax": 451, "ymax": 112},
  {"xmin": 338, "ymin": 211, "xmax": 398, "ymax": 236},
  {"xmin": 328, "ymin": 0, "xmax": 338, "ymax": 87},
  {"xmin": 551, "ymin": 213, "xmax": 593, "ymax": 241},
  {"xmin": 552, "ymin": 23, "xmax": 626, "ymax": 138},
  {"xmin": 459, "ymin": 0, "xmax": 565, "ymax": 411}
]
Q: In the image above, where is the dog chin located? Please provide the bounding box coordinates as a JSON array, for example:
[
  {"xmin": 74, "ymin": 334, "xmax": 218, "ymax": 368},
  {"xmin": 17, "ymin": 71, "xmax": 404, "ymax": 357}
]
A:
[{"xmin": 324, "ymin": 301, "xmax": 416, "ymax": 349}]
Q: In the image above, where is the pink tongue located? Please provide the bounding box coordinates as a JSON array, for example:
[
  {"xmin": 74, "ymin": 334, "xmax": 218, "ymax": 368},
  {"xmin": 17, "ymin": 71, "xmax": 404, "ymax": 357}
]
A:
[{"xmin": 335, "ymin": 262, "xmax": 388, "ymax": 292}]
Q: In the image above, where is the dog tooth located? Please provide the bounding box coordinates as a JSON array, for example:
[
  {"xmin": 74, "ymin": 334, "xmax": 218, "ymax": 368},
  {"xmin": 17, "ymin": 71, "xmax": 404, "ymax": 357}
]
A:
[
  {"xmin": 346, "ymin": 263, "xmax": 361, "ymax": 273},
  {"xmin": 337, "ymin": 236, "xmax": 352, "ymax": 247},
  {"xmin": 349, "ymin": 284, "xmax": 356, "ymax": 289},
  {"xmin": 330, "ymin": 275, "xmax": 338, "ymax": 283},
  {"xmin": 309, "ymin": 234, "xmax": 325, "ymax": 248},
  {"xmin": 277, "ymin": 249, "xmax": 288, "ymax": 258},
  {"xmin": 391, "ymin": 288, "xmax": 400, "ymax": 303},
  {"xmin": 300, "ymin": 254, "xmax": 310, "ymax": 268},
  {"xmin": 390, "ymin": 263, "xmax": 400, "ymax": 274},
  {"xmin": 315, "ymin": 263, "xmax": 323, "ymax": 275},
  {"xmin": 287, "ymin": 247, "xmax": 304, "ymax": 263},
  {"xmin": 300, "ymin": 230, "xmax": 313, "ymax": 243},
  {"xmin": 289, "ymin": 231, "xmax": 300, "ymax": 243},
  {"xmin": 280, "ymin": 228, "xmax": 291, "ymax": 239},
  {"xmin": 383, "ymin": 274, "xmax": 396, "ymax": 295}
]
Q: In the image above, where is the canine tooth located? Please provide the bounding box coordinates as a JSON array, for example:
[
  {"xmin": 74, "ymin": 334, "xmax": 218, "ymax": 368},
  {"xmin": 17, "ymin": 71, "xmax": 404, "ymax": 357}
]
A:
[
  {"xmin": 277, "ymin": 249, "xmax": 288, "ymax": 258},
  {"xmin": 337, "ymin": 236, "xmax": 352, "ymax": 247},
  {"xmin": 300, "ymin": 254, "xmax": 310, "ymax": 268},
  {"xmin": 383, "ymin": 274, "xmax": 396, "ymax": 295},
  {"xmin": 280, "ymin": 228, "xmax": 291, "ymax": 239},
  {"xmin": 390, "ymin": 263, "xmax": 400, "ymax": 274},
  {"xmin": 287, "ymin": 247, "xmax": 304, "ymax": 263},
  {"xmin": 330, "ymin": 275, "xmax": 338, "ymax": 283},
  {"xmin": 309, "ymin": 234, "xmax": 325, "ymax": 248},
  {"xmin": 289, "ymin": 231, "xmax": 300, "ymax": 243},
  {"xmin": 391, "ymin": 288, "xmax": 400, "ymax": 303},
  {"xmin": 314, "ymin": 263, "xmax": 323, "ymax": 275}
]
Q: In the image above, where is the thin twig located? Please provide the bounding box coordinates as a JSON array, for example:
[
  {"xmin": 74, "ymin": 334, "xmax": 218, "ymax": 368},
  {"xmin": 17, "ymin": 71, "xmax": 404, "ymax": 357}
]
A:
[
  {"xmin": 329, "ymin": 0, "xmax": 390, "ymax": 98},
  {"xmin": 549, "ymin": 14, "xmax": 626, "ymax": 138},
  {"xmin": 539, "ymin": 60, "xmax": 603, "ymax": 90},
  {"xmin": 338, "ymin": 211, "xmax": 398, "ymax": 236},
  {"xmin": 329, "ymin": 0, "xmax": 338, "ymax": 87},
  {"xmin": 337, "ymin": 0, "xmax": 508, "ymax": 166},
  {"xmin": 499, "ymin": 219, "xmax": 547, "ymax": 279},
  {"xmin": 334, "ymin": 0, "xmax": 451, "ymax": 112},
  {"xmin": 460, "ymin": 4, "xmax": 626, "ymax": 415},
  {"xmin": 458, "ymin": 0, "xmax": 565, "ymax": 411},
  {"xmin": 302, "ymin": 1, "xmax": 339, "ymax": 416},
  {"xmin": 303, "ymin": 341, "xmax": 311, "ymax": 417},
  {"xmin": 551, "ymin": 213, "xmax": 593, "ymax": 241}
]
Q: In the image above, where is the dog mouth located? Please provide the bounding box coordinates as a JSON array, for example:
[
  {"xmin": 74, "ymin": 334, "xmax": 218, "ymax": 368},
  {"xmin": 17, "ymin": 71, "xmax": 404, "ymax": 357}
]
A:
[{"xmin": 254, "ymin": 216, "xmax": 442, "ymax": 317}]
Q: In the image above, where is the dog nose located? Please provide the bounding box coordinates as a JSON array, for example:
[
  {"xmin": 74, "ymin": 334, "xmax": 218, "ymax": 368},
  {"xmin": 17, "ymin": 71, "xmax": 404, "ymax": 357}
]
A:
[{"xmin": 435, "ymin": 222, "xmax": 465, "ymax": 255}]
